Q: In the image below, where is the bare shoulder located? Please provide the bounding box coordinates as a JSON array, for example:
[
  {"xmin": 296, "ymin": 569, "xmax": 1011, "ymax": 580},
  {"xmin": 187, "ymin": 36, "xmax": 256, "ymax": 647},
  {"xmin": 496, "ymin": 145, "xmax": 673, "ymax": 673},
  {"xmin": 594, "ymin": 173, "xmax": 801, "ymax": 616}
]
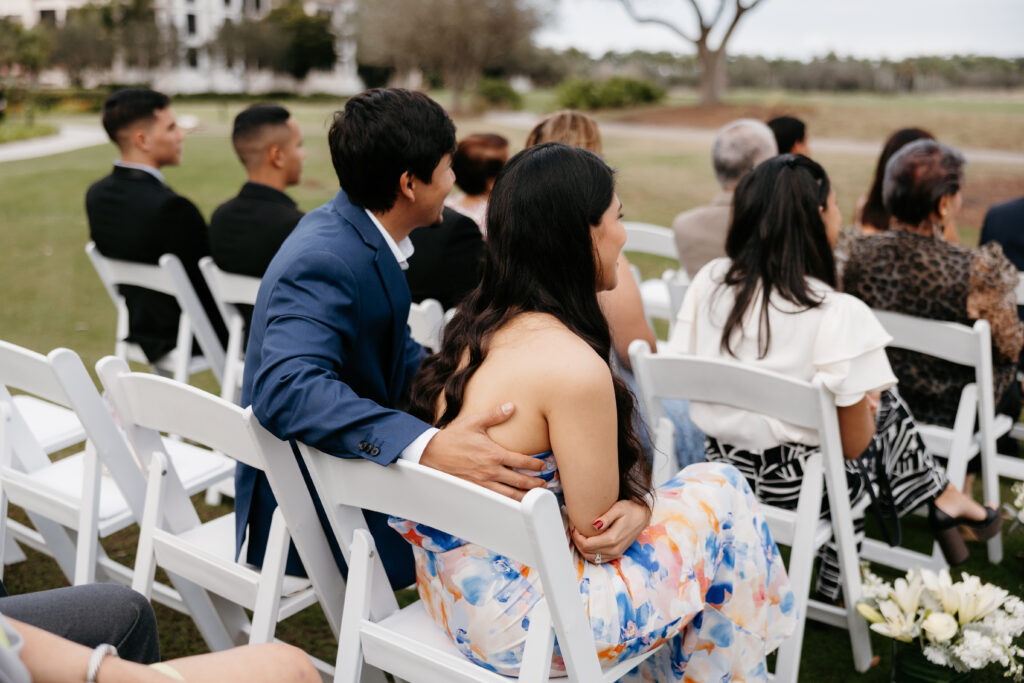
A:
[{"xmin": 493, "ymin": 313, "xmax": 612, "ymax": 391}]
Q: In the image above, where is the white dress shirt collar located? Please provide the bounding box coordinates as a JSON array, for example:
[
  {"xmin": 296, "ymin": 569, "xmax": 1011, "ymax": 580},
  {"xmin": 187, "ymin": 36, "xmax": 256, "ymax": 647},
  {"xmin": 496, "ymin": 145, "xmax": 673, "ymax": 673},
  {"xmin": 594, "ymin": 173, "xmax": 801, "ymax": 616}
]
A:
[
  {"xmin": 364, "ymin": 209, "xmax": 415, "ymax": 271},
  {"xmin": 114, "ymin": 160, "xmax": 165, "ymax": 185}
]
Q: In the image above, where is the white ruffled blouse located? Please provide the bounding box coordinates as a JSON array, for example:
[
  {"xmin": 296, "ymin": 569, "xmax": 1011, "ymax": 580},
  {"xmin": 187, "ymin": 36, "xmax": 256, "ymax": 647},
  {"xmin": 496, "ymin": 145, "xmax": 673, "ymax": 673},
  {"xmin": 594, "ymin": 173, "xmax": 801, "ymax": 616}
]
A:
[{"xmin": 668, "ymin": 257, "xmax": 897, "ymax": 450}]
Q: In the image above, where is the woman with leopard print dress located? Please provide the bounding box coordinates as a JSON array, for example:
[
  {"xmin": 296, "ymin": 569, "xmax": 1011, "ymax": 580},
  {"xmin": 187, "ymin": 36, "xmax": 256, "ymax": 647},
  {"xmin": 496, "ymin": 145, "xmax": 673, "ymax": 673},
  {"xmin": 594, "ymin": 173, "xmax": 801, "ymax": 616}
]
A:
[
  {"xmin": 843, "ymin": 138, "xmax": 1023, "ymax": 436},
  {"xmin": 669, "ymin": 154, "xmax": 1001, "ymax": 603}
]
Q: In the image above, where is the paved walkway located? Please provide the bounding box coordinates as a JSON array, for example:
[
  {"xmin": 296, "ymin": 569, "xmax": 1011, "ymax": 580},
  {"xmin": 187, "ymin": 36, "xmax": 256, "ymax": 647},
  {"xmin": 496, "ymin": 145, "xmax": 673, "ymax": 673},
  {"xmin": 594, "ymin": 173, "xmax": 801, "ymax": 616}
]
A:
[
  {"xmin": 485, "ymin": 111, "xmax": 1024, "ymax": 167},
  {"xmin": 0, "ymin": 123, "xmax": 107, "ymax": 164}
]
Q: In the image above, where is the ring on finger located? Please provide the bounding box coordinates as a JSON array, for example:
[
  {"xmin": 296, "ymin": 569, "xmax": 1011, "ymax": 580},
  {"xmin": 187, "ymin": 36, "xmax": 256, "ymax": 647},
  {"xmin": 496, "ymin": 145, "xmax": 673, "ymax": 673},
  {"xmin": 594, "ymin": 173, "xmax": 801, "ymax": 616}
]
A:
[{"xmin": 594, "ymin": 552, "xmax": 602, "ymax": 564}]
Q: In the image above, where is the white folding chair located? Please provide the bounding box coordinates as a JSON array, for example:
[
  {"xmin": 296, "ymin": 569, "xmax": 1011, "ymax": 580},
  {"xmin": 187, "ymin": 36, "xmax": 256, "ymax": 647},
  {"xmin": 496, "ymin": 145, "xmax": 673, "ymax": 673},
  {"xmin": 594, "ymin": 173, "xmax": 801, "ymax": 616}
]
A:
[
  {"xmin": 407, "ymin": 299, "xmax": 445, "ymax": 353},
  {"xmin": 299, "ymin": 450, "xmax": 667, "ymax": 682},
  {"xmin": 0, "ymin": 341, "xmax": 249, "ymax": 649},
  {"xmin": 871, "ymin": 310, "xmax": 1011, "ymax": 565},
  {"xmin": 198, "ymin": 257, "xmax": 261, "ymax": 404},
  {"xmin": 97, "ymin": 356, "xmax": 347, "ymax": 661},
  {"xmin": 85, "ymin": 242, "xmax": 221, "ymax": 385},
  {"xmin": 623, "ymin": 221, "xmax": 688, "ymax": 326},
  {"xmin": 629, "ymin": 340, "xmax": 873, "ymax": 682}
]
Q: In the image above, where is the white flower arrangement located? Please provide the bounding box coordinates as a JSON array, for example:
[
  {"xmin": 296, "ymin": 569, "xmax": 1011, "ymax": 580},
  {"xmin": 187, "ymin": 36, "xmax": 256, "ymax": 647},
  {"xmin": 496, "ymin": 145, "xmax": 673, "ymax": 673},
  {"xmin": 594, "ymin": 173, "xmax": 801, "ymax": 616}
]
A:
[{"xmin": 856, "ymin": 564, "xmax": 1024, "ymax": 679}]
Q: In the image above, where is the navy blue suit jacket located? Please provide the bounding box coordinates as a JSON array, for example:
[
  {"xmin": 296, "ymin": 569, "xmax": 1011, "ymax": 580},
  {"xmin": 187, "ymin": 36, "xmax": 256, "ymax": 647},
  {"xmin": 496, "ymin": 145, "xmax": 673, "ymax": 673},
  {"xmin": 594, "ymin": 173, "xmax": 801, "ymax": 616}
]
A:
[
  {"xmin": 980, "ymin": 196, "xmax": 1024, "ymax": 320},
  {"xmin": 236, "ymin": 188, "xmax": 429, "ymax": 588}
]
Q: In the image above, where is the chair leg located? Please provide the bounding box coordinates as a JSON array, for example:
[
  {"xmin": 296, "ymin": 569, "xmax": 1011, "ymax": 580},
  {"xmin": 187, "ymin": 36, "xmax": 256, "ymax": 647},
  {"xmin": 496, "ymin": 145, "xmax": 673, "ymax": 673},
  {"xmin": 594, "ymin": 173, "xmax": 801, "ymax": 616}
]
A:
[
  {"xmin": 518, "ymin": 598, "xmax": 554, "ymax": 681},
  {"xmin": 249, "ymin": 508, "xmax": 289, "ymax": 645},
  {"xmin": 335, "ymin": 530, "xmax": 374, "ymax": 683},
  {"xmin": 132, "ymin": 452, "xmax": 167, "ymax": 599},
  {"xmin": 74, "ymin": 442, "xmax": 102, "ymax": 585}
]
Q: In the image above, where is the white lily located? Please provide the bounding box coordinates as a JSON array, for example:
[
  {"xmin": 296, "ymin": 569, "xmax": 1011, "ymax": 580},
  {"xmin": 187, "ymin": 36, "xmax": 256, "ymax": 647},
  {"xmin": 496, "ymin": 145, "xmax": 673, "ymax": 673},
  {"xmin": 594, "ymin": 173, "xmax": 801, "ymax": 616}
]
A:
[
  {"xmin": 956, "ymin": 574, "xmax": 1007, "ymax": 625},
  {"xmin": 869, "ymin": 599, "xmax": 918, "ymax": 642},
  {"xmin": 920, "ymin": 567, "xmax": 959, "ymax": 615},
  {"xmin": 893, "ymin": 575, "xmax": 924, "ymax": 616}
]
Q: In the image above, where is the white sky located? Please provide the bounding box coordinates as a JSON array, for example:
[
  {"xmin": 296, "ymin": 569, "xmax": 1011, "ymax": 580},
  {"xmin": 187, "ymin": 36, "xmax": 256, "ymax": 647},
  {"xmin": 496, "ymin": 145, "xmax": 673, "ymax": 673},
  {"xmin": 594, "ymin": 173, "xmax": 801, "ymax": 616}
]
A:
[{"xmin": 535, "ymin": 0, "xmax": 1024, "ymax": 61}]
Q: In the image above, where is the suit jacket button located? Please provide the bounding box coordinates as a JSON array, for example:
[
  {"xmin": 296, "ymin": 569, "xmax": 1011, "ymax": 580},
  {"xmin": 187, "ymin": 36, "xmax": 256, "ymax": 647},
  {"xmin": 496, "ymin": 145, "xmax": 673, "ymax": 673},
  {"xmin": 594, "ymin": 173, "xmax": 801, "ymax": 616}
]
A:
[
  {"xmin": 371, "ymin": 447, "xmax": 380, "ymax": 456},
  {"xmin": 358, "ymin": 441, "xmax": 367, "ymax": 451}
]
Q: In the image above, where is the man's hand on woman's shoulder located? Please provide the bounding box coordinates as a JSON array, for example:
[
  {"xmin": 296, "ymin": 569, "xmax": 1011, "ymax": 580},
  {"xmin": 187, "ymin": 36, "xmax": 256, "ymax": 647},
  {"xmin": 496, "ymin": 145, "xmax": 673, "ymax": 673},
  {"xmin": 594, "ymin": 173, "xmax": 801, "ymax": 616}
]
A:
[{"xmin": 419, "ymin": 402, "xmax": 547, "ymax": 501}]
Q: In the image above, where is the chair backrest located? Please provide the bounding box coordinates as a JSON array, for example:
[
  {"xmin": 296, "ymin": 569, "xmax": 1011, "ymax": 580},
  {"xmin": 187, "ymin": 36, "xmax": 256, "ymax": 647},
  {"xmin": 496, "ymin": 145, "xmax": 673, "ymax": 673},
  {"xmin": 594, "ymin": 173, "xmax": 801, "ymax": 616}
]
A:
[
  {"xmin": 407, "ymin": 299, "xmax": 445, "ymax": 353},
  {"xmin": 623, "ymin": 221, "xmax": 679, "ymax": 261},
  {"xmin": 198, "ymin": 257, "xmax": 261, "ymax": 402},
  {"xmin": 160, "ymin": 254, "xmax": 226, "ymax": 384},
  {"xmin": 0, "ymin": 342, "xmax": 143, "ymax": 496},
  {"xmin": 871, "ymin": 310, "xmax": 988, "ymax": 368},
  {"xmin": 299, "ymin": 445, "xmax": 606, "ymax": 679},
  {"xmin": 96, "ymin": 356, "xmax": 346, "ymax": 637},
  {"xmin": 86, "ymin": 242, "xmax": 225, "ymax": 384},
  {"xmin": 198, "ymin": 256, "xmax": 262, "ymax": 319},
  {"xmin": 628, "ymin": 341, "xmax": 840, "ymax": 442}
]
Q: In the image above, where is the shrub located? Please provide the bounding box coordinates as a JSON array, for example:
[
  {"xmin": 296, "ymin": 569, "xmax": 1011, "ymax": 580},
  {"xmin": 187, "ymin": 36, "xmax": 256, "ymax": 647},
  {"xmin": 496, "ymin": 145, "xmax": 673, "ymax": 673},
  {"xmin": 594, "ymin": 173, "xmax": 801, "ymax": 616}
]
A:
[
  {"xmin": 475, "ymin": 78, "xmax": 522, "ymax": 110},
  {"xmin": 556, "ymin": 76, "xmax": 665, "ymax": 110}
]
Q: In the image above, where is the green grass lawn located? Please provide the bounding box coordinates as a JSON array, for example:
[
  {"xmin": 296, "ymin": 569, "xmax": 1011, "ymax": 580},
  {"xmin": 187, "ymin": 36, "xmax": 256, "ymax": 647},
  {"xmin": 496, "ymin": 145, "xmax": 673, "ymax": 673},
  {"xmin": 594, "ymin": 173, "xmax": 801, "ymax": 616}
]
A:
[
  {"xmin": 2, "ymin": 94, "xmax": 1024, "ymax": 680},
  {"xmin": 0, "ymin": 121, "xmax": 58, "ymax": 144}
]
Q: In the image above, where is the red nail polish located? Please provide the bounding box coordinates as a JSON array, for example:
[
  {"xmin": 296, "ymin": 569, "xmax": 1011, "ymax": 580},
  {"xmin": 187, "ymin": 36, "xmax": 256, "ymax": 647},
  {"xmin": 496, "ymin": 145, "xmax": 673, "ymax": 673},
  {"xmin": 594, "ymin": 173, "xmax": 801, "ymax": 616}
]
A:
[{"xmin": 593, "ymin": 520, "xmax": 603, "ymax": 530}]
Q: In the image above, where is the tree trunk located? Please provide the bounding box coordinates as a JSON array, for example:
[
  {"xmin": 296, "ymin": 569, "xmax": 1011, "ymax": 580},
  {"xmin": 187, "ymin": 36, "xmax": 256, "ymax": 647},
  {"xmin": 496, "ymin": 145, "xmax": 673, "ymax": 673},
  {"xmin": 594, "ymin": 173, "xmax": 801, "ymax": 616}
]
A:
[{"xmin": 697, "ymin": 47, "xmax": 727, "ymax": 106}]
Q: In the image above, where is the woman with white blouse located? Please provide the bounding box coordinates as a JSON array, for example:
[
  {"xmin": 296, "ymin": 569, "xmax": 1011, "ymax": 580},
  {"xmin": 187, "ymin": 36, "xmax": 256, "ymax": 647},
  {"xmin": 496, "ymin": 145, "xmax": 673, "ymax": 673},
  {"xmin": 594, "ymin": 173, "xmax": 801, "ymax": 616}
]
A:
[{"xmin": 668, "ymin": 154, "xmax": 1000, "ymax": 602}]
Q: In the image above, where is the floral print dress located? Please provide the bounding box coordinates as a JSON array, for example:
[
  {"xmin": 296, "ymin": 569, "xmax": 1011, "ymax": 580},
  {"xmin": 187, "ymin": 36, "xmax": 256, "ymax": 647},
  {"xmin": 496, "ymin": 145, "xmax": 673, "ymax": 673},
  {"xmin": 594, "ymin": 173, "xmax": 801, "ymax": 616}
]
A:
[{"xmin": 389, "ymin": 456, "xmax": 796, "ymax": 681}]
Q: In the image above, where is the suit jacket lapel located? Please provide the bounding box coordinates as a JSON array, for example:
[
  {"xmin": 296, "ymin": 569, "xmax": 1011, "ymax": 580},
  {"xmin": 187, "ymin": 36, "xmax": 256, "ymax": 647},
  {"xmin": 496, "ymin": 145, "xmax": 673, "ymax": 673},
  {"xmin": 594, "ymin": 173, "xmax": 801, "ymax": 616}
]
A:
[{"xmin": 333, "ymin": 191, "xmax": 413, "ymax": 400}]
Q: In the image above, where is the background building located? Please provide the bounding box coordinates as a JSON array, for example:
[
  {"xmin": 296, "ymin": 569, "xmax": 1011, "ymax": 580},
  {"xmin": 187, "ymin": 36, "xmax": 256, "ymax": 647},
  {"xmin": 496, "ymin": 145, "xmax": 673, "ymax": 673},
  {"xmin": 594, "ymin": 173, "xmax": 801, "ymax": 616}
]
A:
[{"xmin": 0, "ymin": 0, "xmax": 362, "ymax": 94}]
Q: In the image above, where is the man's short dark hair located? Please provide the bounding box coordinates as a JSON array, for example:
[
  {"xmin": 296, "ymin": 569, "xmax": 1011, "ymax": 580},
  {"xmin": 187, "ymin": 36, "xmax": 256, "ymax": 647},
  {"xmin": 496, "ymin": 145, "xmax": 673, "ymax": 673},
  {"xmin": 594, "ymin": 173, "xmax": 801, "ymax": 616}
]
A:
[
  {"xmin": 328, "ymin": 89, "xmax": 456, "ymax": 212},
  {"xmin": 767, "ymin": 116, "xmax": 806, "ymax": 155},
  {"xmin": 102, "ymin": 88, "xmax": 171, "ymax": 144},
  {"xmin": 232, "ymin": 103, "xmax": 291, "ymax": 169}
]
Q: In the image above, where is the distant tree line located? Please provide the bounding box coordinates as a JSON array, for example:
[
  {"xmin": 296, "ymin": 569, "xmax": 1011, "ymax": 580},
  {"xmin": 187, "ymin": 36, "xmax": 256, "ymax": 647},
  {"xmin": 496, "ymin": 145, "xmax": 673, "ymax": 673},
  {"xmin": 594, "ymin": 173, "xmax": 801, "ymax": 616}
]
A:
[{"xmin": 563, "ymin": 51, "xmax": 1024, "ymax": 94}]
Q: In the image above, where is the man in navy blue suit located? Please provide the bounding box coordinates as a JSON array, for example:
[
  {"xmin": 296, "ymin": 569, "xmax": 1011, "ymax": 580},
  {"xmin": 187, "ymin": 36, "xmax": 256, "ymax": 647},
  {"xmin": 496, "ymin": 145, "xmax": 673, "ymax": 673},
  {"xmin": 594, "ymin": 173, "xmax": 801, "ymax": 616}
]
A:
[
  {"xmin": 981, "ymin": 196, "xmax": 1024, "ymax": 279},
  {"xmin": 235, "ymin": 89, "xmax": 548, "ymax": 588}
]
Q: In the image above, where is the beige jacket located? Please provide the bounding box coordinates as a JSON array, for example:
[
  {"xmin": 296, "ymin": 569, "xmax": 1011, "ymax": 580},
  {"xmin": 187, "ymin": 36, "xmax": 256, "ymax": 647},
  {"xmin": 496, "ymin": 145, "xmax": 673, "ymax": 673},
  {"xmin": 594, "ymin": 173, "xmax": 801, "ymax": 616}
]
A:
[{"xmin": 672, "ymin": 191, "xmax": 733, "ymax": 277}]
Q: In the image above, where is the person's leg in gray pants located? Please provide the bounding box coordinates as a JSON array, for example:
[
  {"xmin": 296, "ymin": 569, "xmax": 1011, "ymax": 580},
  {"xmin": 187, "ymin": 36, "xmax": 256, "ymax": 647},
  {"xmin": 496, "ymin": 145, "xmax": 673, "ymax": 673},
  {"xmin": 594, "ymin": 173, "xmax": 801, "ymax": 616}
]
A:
[{"xmin": 0, "ymin": 583, "xmax": 160, "ymax": 664}]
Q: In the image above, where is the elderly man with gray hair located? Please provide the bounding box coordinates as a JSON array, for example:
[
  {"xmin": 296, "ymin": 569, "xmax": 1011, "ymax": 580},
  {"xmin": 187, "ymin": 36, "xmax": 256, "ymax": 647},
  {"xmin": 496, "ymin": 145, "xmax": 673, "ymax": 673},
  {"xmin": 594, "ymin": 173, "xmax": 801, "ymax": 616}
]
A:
[{"xmin": 672, "ymin": 118, "xmax": 777, "ymax": 276}]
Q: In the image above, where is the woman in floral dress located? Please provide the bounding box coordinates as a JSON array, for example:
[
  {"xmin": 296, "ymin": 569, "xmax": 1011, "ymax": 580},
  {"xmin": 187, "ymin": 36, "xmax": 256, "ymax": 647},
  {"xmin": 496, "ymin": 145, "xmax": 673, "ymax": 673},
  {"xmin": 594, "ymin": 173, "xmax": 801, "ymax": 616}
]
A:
[{"xmin": 390, "ymin": 143, "xmax": 795, "ymax": 680}]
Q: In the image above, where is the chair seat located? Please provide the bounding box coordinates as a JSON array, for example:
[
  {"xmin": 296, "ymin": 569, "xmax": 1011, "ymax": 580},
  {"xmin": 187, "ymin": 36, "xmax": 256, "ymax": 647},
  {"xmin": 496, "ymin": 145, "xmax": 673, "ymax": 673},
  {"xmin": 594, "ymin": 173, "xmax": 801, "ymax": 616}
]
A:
[
  {"xmin": 15, "ymin": 395, "xmax": 85, "ymax": 453},
  {"xmin": 124, "ymin": 343, "xmax": 211, "ymax": 376},
  {"xmin": 24, "ymin": 452, "xmax": 134, "ymax": 528},
  {"xmin": 363, "ymin": 601, "xmax": 525, "ymax": 683},
  {"xmin": 174, "ymin": 514, "xmax": 311, "ymax": 598},
  {"xmin": 22, "ymin": 438, "xmax": 235, "ymax": 530},
  {"xmin": 366, "ymin": 601, "xmax": 660, "ymax": 682},
  {"xmin": 162, "ymin": 439, "xmax": 236, "ymax": 496}
]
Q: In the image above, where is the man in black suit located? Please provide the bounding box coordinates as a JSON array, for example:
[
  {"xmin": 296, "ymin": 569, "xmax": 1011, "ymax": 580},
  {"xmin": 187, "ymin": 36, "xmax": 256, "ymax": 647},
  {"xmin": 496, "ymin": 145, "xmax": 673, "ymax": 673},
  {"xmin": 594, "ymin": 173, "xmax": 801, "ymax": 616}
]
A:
[
  {"xmin": 209, "ymin": 104, "xmax": 306, "ymax": 330},
  {"xmin": 85, "ymin": 88, "xmax": 226, "ymax": 363},
  {"xmin": 404, "ymin": 206, "xmax": 485, "ymax": 310}
]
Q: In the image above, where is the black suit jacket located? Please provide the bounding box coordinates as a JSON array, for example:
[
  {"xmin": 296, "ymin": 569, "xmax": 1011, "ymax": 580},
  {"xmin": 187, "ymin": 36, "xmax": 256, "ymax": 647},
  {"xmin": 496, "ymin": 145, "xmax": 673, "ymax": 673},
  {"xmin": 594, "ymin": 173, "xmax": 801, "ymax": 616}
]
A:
[
  {"xmin": 209, "ymin": 182, "xmax": 304, "ymax": 330},
  {"xmin": 85, "ymin": 165, "xmax": 227, "ymax": 362},
  {"xmin": 980, "ymin": 196, "xmax": 1024, "ymax": 319},
  {"xmin": 404, "ymin": 207, "xmax": 485, "ymax": 310}
]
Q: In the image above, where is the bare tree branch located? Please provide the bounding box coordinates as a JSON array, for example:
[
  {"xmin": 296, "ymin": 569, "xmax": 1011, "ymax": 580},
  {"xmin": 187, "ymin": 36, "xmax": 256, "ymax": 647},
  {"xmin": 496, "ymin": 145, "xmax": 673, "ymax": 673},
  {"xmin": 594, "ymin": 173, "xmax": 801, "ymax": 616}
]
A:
[
  {"xmin": 716, "ymin": 0, "xmax": 763, "ymax": 51},
  {"xmin": 685, "ymin": 0, "xmax": 706, "ymax": 29},
  {"xmin": 617, "ymin": 0, "xmax": 696, "ymax": 44},
  {"xmin": 708, "ymin": 0, "xmax": 728, "ymax": 32}
]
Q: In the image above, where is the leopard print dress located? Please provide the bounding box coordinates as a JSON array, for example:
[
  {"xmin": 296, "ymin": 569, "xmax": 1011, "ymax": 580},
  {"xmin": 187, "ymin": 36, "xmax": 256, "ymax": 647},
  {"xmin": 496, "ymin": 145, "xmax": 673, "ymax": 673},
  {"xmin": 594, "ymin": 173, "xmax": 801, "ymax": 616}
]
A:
[{"xmin": 842, "ymin": 230, "xmax": 1023, "ymax": 427}]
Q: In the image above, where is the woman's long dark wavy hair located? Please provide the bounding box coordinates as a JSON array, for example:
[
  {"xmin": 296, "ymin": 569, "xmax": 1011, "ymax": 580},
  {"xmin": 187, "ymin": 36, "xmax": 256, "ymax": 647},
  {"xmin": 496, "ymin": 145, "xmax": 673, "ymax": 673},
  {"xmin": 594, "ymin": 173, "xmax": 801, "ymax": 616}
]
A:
[
  {"xmin": 719, "ymin": 154, "xmax": 837, "ymax": 358},
  {"xmin": 860, "ymin": 127, "xmax": 934, "ymax": 231},
  {"xmin": 409, "ymin": 143, "xmax": 652, "ymax": 507}
]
